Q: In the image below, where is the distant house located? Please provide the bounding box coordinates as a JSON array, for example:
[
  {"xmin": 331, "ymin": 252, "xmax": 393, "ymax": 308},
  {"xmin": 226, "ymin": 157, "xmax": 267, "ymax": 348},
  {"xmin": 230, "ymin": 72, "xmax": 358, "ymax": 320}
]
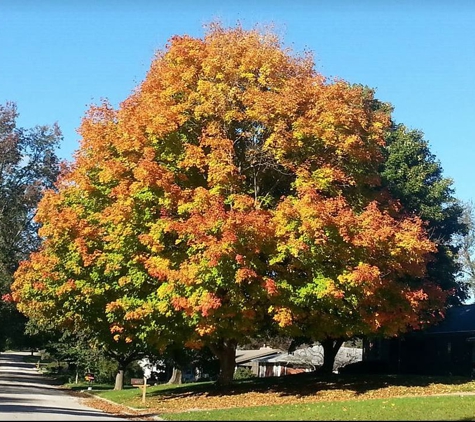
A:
[
  {"xmin": 363, "ymin": 303, "xmax": 475, "ymax": 377},
  {"xmin": 235, "ymin": 346, "xmax": 284, "ymax": 376},
  {"xmin": 261, "ymin": 345, "xmax": 362, "ymax": 377},
  {"xmin": 236, "ymin": 344, "xmax": 362, "ymax": 377}
]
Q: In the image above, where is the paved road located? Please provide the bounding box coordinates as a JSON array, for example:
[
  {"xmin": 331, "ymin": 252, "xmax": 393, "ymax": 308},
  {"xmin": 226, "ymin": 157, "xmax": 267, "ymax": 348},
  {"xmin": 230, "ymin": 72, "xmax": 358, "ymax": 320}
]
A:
[{"xmin": 0, "ymin": 351, "xmax": 132, "ymax": 421}]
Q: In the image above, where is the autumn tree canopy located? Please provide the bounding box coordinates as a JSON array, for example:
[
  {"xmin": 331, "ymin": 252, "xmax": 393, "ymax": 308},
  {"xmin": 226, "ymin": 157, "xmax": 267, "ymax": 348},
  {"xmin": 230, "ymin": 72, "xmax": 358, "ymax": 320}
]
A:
[{"xmin": 12, "ymin": 23, "xmax": 450, "ymax": 385}]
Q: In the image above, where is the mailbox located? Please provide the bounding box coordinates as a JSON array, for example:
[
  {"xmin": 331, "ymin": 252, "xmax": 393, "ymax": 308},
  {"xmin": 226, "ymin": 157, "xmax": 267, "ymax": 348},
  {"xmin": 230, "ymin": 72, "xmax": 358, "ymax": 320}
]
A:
[{"xmin": 85, "ymin": 373, "xmax": 95, "ymax": 382}]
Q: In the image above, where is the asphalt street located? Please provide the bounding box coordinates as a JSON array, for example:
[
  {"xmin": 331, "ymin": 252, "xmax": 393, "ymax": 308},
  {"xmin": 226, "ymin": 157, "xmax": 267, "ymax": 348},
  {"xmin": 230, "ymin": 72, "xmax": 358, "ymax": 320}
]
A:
[{"xmin": 0, "ymin": 351, "xmax": 131, "ymax": 421}]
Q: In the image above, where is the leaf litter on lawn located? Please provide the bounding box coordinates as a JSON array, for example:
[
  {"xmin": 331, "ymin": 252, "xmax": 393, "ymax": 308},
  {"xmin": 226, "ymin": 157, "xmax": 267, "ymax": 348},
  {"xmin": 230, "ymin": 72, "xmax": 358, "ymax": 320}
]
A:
[{"xmin": 79, "ymin": 373, "xmax": 475, "ymax": 417}]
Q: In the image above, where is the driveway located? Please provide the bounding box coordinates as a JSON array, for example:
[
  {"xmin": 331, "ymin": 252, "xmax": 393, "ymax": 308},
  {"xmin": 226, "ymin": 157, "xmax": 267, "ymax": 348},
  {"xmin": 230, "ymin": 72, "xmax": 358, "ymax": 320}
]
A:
[{"xmin": 0, "ymin": 351, "xmax": 148, "ymax": 421}]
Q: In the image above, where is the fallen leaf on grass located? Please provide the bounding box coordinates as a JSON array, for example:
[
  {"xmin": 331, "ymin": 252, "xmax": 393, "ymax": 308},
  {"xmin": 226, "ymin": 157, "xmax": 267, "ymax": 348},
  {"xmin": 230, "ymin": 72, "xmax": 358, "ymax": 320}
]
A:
[{"xmin": 74, "ymin": 376, "xmax": 475, "ymax": 417}]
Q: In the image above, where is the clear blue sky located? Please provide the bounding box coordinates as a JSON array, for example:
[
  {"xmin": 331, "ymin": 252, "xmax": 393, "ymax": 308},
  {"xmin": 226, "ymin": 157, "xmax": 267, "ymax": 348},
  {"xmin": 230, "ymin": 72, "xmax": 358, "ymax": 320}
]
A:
[{"xmin": 1, "ymin": 0, "xmax": 474, "ymax": 204}]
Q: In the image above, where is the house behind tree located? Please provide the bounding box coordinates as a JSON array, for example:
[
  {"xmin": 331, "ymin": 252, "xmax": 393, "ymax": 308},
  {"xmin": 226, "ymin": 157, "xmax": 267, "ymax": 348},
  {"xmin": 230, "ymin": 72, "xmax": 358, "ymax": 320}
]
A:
[{"xmin": 363, "ymin": 303, "xmax": 475, "ymax": 377}]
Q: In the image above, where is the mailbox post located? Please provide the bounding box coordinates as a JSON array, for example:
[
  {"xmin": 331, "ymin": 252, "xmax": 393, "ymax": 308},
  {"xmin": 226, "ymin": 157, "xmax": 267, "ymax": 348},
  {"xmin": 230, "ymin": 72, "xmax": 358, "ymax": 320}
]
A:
[{"xmin": 131, "ymin": 377, "xmax": 147, "ymax": 404}]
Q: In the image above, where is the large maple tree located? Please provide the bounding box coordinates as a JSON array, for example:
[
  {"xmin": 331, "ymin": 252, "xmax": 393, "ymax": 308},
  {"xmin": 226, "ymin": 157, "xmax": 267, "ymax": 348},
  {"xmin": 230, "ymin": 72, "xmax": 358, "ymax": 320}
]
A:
[{"xmin": 12, "ymin": 23, "xmax": 448, "ymax": 385}]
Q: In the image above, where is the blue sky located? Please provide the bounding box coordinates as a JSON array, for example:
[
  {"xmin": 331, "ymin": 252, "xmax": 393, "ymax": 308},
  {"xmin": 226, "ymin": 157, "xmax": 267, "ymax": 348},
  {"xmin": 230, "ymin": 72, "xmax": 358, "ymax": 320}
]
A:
[{"xmin": 1, "ymin": 0, "xmax": 474, "ymax": 204}]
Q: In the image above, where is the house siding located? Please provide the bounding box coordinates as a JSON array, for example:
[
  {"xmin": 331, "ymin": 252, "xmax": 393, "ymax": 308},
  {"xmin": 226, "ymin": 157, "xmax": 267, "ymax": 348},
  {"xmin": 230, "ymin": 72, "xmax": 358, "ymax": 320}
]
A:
[{"xmin": 364, "ymin": 333, "xmax": 475, "ymax": 377}]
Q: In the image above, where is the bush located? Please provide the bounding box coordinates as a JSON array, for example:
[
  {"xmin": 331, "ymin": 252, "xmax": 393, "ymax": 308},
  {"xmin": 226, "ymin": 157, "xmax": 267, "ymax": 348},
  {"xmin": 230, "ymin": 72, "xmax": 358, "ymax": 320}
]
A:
[
  {"xmin": 92, "ymin": 357, "xmax": 118, "ymax": 383},
  {"xmin": 338, "ymin": 360, "xmax": 389, "ymax": 375},
  {"xmin": 233, "ymin": 367, "xmax": 256, "ymax": 380},
  {"xmin": 124, "ymin": 360, "xmax": 145, "ymax": 383}
]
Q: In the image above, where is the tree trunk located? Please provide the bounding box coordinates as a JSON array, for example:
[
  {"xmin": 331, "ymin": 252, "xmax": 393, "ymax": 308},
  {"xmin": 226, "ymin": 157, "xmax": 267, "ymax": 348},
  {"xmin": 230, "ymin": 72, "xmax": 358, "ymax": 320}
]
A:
[
  {"xmin": 104, "ymin": 350, "xmax": 138, "ymax": 391},
  {"xmin": 114, "ymin": 368, "xmax": 124, "ymax": 390},
  {"xmin": 210, "ymin": 339, "xmax": 237, "ymax": 386},
  {"xmin": 320, "ymin": 337, "xmax": 344, "ymax": 375},
  {"xmin": 167, "ymin": 367, "xmax": 182, "ymax": 385}
]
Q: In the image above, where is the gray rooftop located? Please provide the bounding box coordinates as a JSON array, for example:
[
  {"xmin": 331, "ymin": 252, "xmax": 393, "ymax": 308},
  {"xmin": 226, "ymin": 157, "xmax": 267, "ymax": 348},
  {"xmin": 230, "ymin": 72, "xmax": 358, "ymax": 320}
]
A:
[{"xmin": 235, "ymin": 347, "xmax": 283, "ymax": 364}]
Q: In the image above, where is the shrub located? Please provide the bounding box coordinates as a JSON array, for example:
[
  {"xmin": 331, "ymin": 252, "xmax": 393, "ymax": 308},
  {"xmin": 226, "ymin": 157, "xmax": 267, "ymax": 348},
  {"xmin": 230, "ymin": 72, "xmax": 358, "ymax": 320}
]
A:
[{"xmin": 233, "ymin": 367, "xmax": 256, "ymax": 380}]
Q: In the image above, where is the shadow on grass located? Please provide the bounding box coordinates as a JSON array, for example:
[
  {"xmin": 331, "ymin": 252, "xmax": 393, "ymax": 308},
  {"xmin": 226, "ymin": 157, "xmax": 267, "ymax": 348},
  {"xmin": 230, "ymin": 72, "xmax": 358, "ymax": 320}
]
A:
[
  {"xmin": 67, "ymin": 383, "xmax": 141, "ymax": 392},
  {"xmin": 145, "ymin": 372, "xmax": 475, "ymax": 403}
]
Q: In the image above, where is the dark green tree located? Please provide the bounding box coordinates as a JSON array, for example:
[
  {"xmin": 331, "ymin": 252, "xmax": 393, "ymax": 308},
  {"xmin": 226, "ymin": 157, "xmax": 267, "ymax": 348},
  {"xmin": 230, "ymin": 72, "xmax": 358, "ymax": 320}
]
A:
[
  {"xmin": 381, "ymin": 122, "xmax": 468, "ymax": 305},
  {"xmin": 0, "ymin": 101, "xmax": 61, "ymax": 350}
]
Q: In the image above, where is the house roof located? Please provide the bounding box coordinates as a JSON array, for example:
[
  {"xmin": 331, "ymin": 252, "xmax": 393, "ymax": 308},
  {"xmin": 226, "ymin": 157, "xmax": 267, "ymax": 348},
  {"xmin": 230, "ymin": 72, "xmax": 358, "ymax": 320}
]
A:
[
  {"xmin": 266, "ymin": 345, "xmax": 324, "ymax": 366},
  {"xmin": 265, "ymin": 345, "xmax": 362, "ymax": 367},
  {"xmin": 235, "ymin": 347, "xmax": 283, "ymax": 364},
  {"xmin": 419, "ymin": 303, "xmax": 475, "ymax": 335}
]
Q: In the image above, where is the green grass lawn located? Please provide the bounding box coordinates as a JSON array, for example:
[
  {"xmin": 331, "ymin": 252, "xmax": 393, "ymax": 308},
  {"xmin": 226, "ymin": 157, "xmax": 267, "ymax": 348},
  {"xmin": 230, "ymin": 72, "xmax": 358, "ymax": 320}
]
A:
[
  {"xmin": 76, "ymin": 373, "xmax": 475, "ymax": 421},
  {"xmin": 161, "ymin": 394, "xmax": 475, "ymax": 421},
  {"xmin": 89, "ymin": 380, "xmax": 212, "ymax": 402}
]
